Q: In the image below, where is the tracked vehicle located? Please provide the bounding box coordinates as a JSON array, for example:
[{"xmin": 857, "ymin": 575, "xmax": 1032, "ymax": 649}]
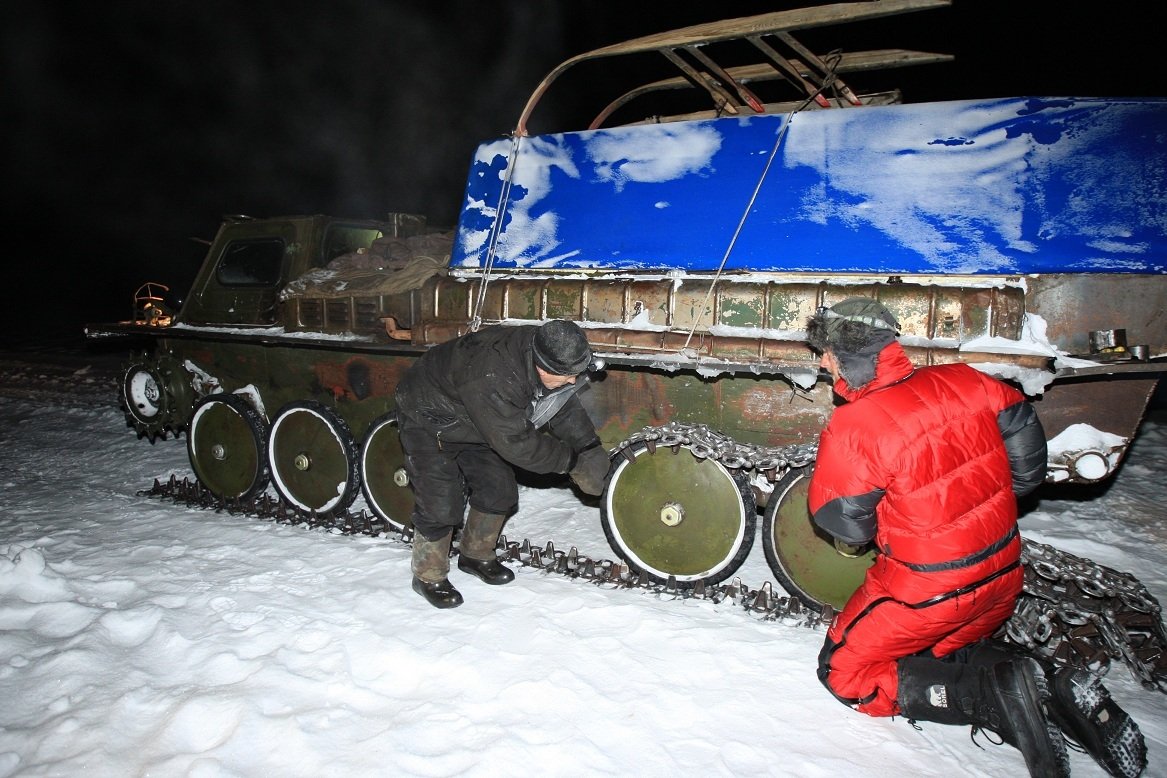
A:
[{"xmin": 88, "ymin": 0, "xmax": 1166, "ymax": 653}]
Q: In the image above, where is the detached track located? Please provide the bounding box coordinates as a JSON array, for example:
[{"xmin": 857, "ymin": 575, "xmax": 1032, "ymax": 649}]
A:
[{"xmin": 140, "ymin": 473, "xmax": 829, "ymax": 628}]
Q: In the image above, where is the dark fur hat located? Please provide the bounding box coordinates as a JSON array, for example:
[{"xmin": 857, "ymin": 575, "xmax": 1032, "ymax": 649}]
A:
[
  {"xmin": 806, "ymin": 297, "xmax": 899, "ymax": 388},
  {"xmin": 532, "ymin": 320, "xmax": 592, "ymax": 375}
]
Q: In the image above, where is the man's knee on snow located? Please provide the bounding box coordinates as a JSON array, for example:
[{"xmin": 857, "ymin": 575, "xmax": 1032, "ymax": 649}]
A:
[{"xmin": 817, "ymin": 637, "xmax": 899, "ymax": 717}]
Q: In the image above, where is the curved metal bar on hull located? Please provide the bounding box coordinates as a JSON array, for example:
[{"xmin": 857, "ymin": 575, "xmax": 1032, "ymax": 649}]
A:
[
  {"xmin": 588, "ymin": 52, "xmax": 949, "ymax": 129},
  {"xmin": 515, "ymin": 0, "xmax": 952, "ymax": 134}
]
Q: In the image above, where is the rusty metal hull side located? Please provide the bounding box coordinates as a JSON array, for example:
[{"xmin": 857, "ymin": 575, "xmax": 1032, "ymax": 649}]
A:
[
  {"xmin": 1032, "ymin": 375, "xmax": 1159, "ymax": 443},
  {"xmin": 581, "ymin": 367, "xmax": 833, "ymax": 450},
  {"xmin": 151, "ymin": 333, "xmax": 832, "ymax": 451},
  {"xmin": 1026, "ymin": 274, "xmax": 1167, "ymax": 356},
  {"xmin": 155, "ymin": 337, "xmax": 415, "ymax": 440},
  {"xmin": 123, "ymin": 320, "xmax": 1158, "ymax": 493}
]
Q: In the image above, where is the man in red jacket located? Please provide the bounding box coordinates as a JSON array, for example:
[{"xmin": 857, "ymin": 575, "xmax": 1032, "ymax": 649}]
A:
[{"xmin": 807, "ymin": 297, "xmax": 1145, "ymax": 778}]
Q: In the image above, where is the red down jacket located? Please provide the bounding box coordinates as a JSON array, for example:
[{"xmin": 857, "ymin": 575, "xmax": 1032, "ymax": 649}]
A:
[{"xmin": 810, "ymin": 340, "xmax": 1046, "ymax": 717}]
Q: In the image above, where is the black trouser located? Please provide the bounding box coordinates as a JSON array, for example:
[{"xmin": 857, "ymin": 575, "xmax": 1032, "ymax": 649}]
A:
[{"xmin": 397, "ymin": 417, "xmax": 519, "ymax": 541}]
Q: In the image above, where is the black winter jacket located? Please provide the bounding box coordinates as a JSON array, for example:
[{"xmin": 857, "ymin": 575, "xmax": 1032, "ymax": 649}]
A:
[{"xmin": 394, "ymin": 325, "xmax": 598, "ymax": 474}]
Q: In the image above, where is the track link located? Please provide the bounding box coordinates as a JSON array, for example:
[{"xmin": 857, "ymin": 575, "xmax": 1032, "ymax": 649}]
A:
[{"xmin": 140, "ymin": 474, "xmax": 827, "ymax": 628}]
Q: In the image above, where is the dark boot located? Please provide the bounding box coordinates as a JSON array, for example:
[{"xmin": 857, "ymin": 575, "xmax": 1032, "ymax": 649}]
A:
[
  {"xmin": 898, "ymin": 654, "xmax": 1069, "ymax": 777},
  {"xmin": 456, "ymin": 508, "xmax": 514, "ymax": 585},
  {"xmin": 411, "ymin": 530, "xmax": 463, "ymax": 608},
  {"xmin": 960, "ymin": 638, "xmax": 1147, "ymax": 776},
  {"xmin": 955, "ymin": 637, "xmax": 1018, "ymax": 668},
  {"xmin": 1046, "ymin": 666, "xmax": 1147, "ymax": 778}
]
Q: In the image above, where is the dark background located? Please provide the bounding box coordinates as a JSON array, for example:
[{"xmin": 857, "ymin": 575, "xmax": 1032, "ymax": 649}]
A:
[{"xmin": 1, "ymin": 1, "xmax": 1160, "ymax": 350}]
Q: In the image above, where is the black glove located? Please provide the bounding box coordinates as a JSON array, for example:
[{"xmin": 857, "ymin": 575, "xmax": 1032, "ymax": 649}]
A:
[{"xmin": 569, "ymin": 441, "xmax": 609, "ymax": 497}]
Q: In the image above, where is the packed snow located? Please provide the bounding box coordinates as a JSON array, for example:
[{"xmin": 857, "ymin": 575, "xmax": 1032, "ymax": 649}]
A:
[{"xmin": 1, "ymin": 351, "xmax": 1165, "ymax": 777}]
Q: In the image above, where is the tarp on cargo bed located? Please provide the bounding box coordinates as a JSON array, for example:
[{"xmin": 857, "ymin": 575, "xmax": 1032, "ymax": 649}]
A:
[
  {"xmin": 453, "ymin": 97, "xmax": 1167, "ymax": 275},
  {"xmin": 280, "ymin": 232, "xmax": 452, "ymax": 300}
]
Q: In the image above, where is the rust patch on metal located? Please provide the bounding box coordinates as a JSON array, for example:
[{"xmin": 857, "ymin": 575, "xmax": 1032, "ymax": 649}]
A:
[{"xmin": 1032, "ymin": 376, "xmax": 1159, "ymax": 440}]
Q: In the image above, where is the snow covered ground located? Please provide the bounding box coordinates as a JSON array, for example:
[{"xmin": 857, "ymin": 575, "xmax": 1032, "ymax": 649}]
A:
[{"xmin": 1, "ymin": 351, "xmax": 1165, "ymax": 777}]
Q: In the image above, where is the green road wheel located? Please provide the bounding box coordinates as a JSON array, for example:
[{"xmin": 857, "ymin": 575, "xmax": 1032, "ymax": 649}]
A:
[
  {"xmin": 761, "ymin": 466, "xmax": 875, "ymax": 613},
  {"xmin": 601, "ymin": 442, "xmax": 755, "ymax": 587},
  {"xmin": 359, "ymin": 412, "xmax": 414, "ymax": 531},
  {"xmin": 268, "ymin": 401, "xmax": 359, "ymax": 515},
  {"xmin": 187, "ymin": 393, "xmax": 269, "ymax": 501}
]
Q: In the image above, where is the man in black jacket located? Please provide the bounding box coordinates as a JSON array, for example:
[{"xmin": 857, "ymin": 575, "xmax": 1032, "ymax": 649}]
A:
[{"xmin": 394, "ymin": 320, "xmax": 609, "ymax": 608}]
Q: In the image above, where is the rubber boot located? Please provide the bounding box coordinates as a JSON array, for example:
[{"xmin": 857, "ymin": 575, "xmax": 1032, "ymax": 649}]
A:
[
  {"xmin": 411, "ymin": 530, "xmax": 463, "ymax": 608},
  {"xmin": 456, "ymin": 508, "xmax": 515, "ymax": 585},
  {"xmin": 897, "ymin": 654, "xmax": 1069, "ymax": 777},
  {"xmin": 1046, "ymin": 666, "xmax": 1147, "ymax": 778}
]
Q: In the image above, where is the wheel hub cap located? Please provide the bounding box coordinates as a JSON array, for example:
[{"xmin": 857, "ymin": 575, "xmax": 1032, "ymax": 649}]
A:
[{"xmin": 659, "ymin": 502, "xmax": 684, "ymax": 527}]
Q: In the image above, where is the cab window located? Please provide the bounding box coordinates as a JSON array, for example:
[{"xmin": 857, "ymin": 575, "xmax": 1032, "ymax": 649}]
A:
[
  {"xmin": 215, "ymin": 238, "xmax": 286, "ymax": 286},
  {"xmin": 320, "ymin": 225, "xmax": 384, "ymax": 266}
]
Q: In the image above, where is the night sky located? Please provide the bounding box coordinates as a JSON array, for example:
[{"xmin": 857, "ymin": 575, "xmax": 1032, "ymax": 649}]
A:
[{"xmin": 2, "ymin": 2, "xmax": 1159, "ymax": 349}]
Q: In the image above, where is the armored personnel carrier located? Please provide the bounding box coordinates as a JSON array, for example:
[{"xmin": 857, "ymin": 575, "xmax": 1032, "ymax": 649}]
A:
[{"xmin": 87, "ymin": 0, "xmax": 1166, "ymax": 639}]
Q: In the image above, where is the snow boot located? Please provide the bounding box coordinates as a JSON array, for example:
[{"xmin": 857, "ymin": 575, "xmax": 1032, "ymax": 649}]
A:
[
  {"xmin": 897, "ymin": 654, "xmax": 1069, "ymax": 777},
  {"xmin": 955, "ymin": 637, "xmax": 1146, "ymax": 775},
  {"xmin": 411, "ymin": 530, "xmax": 463, "ymax": 608},
  {"xmin": 456, "ymin": 508, "xmax": 514, "ymax": 585},
  {"xmin": 1046, "ymin": 666, "xmax": 1147, "ymax": 777}
]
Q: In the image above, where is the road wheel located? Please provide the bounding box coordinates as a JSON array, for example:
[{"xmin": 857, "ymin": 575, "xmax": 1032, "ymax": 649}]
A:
[
  {"xmin": 601, "ymin": 442, "xmax": 754, "ymax": 588},
  {"xmin": 187, "ymin": 393, "xmax": 269, "ymax": 500},
  {"xmin": 268, "ymin": 401, "xmax": 359, "ymax": 515},
  {"xmin": 761, "ymin": 465, "xmax": 874, "ymax": 613},
  {"xmin": 359, "ymin": 412, "xmax": 414, "ymax": 531}
]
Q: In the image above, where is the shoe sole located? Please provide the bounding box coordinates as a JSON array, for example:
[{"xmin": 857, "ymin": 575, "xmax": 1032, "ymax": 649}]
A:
[
  {"xmin": 996, "ymin": 658, "xmax": 1071, "ymax": 777},
  {"xmin": 1050, "ymin": 668, "xmax": 1147, "ymax": 778}
]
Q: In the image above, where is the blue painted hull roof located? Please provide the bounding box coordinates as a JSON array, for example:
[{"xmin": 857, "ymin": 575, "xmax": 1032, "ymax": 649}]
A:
[{"xmin": 452, "ymin": 97, "xmax": 1167, "ymax": 275}]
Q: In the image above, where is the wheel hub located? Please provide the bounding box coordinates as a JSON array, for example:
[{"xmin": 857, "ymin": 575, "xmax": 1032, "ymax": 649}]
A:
[
  {"xmin": 659, "ymin": 502, "xmax": 684, "ymax": 527},
  {"xmin": 294, "ymin": 453, "xmax": 311, "ymax": 471}
]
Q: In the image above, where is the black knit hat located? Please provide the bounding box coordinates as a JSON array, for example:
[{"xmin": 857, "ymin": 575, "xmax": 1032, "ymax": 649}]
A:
[
  {"xmin": 806, "ymin": 297, "xmax": 899, "ymax": 388},
  {"xmin": 532, "ymin": 320, "xmax": 592, "ymax": 375}
]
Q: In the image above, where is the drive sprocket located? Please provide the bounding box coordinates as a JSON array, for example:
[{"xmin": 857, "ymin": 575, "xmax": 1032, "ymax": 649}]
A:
[{"xmin": 121, "ymin": 352, "xmax": 195, "ymax": 441}]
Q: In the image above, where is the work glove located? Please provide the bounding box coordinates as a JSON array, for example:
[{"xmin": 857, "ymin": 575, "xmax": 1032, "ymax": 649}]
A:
[
  {"xmin": 833, "ymin": 538, "xmax": 867, "ymax": 558},
  {"xmin": 569, "ymin": 440, "xmax": 610, "ymax": 497}
]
